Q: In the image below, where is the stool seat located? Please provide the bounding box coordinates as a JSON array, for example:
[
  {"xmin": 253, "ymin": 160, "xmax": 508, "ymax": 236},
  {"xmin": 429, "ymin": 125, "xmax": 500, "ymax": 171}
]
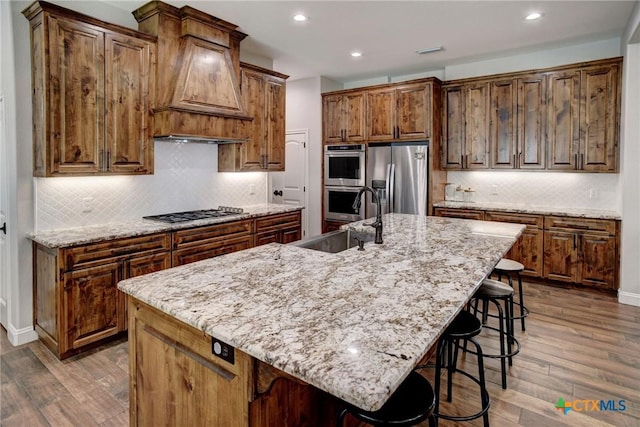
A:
[
  {"xmin": 338, "ymin": 371, "xmax": 436, "ymax": 426},
  {"xmin": 445, "ymin": 309, "xmax": 483, "ymax": 338},
  {"xmin": 494, "ymin": 259, "xmax": 524, "ymax": 272},
  {"xmin": 477, "ymin": 279, "xmax": 514, "ymax": 298}
]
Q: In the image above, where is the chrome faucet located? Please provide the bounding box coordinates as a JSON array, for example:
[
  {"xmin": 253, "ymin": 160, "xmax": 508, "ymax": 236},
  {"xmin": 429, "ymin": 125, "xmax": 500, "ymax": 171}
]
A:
[{"xmin": 352, "ymin": 186, "xmax": 383, "ymax": 244}]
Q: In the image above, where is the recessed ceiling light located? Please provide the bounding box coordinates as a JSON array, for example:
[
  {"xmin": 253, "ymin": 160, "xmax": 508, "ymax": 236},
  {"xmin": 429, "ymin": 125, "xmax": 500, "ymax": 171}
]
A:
[
  {"xmin": 525, "ymin": 12, "xmax": 542, "ymax": 20},
  {"xmin": 293, "ymin": 14, "xmax": 308, "ymax": 22},
  {"xmin": 351, "ymin": 51, "xmax": 362, "ymax": 58}
]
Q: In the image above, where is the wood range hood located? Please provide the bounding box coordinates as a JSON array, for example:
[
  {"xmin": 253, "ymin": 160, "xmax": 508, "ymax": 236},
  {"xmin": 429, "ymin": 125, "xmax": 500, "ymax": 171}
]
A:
[{"xmin": 133, "ymin": 1, "xmax": 252, "ymax": 144}]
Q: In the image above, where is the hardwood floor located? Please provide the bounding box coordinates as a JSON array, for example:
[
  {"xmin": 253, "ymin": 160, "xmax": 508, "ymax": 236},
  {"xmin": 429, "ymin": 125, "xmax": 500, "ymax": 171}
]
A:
[{"xmin": 1, "ymin": 282, "xmax": 639, "ymax": 426}]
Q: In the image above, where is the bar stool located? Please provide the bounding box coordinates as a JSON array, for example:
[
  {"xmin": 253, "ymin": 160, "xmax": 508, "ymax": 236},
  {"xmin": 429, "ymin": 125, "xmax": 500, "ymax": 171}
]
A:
[
  {"xmin": 424, "ymin": 310, "xmax": 491, "ymax": 427},
  {"xmin": 493, "ymin": 259, "xmax": 529, "ymax": 332},
  {"xmin": 470, "ymin": 279, "xmax": 521, "ymax": 390},
  {"xmin": 337, "ymin": 371, "xmax": 436, "ymax": 426}
]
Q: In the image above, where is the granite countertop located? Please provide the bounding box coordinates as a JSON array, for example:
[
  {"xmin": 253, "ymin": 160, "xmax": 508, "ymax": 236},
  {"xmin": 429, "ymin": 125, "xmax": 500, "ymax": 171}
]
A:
[
  {"xmin": 118, "ymin": 213, "xmax": 524, "ymax": 412},
  {"xmin": 432, "ymin": 201, "xmax": 621, "ymax": 220},
  {"xmin": 27, "ymin": 204, "xmax": 303, "ymax": 248}
]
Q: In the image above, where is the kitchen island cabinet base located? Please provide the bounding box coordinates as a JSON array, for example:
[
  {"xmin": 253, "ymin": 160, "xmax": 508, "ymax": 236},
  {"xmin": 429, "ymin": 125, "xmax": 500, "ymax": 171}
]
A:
[{"xmin": 128, "ymin": 297, "xmax": 362, "ymax": 427}]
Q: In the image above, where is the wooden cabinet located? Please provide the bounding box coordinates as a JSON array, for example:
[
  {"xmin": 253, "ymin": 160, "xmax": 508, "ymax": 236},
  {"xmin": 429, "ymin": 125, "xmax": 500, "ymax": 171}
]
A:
[
  {"xmin": 485, "ymin": 211, "xmax": 544, "ymax": 277},
  {"xmin": 322, "ymin": 92, "xmax": 366, "ymax": 144},
  {"xmin": 443, "ymin": 57, "xmax": 621, "ymax": 172},
  {"xmin": 218, "ymin": 64, "xmax": 288, "ymax": 172},
  {"xmin": 23, "ymin": 2, "xmax": 155, "ymax": 176},
  {"xmin": 442, "ymin": 83, "xmax": 490, "ymax": 169},
  {"xmin": 129, "ymin": 299, "xmax": 253, "ymax": 427},
  {"xmin": 33, "ymin": 233, "xmax": 171, "ymax": 358},
  {"xmin": 254, "ymin": 211, "xmax": 302, "ymax": 246},
  {"xmin": 433, "ymin": 208, "xmax": 485, "ymax": 220},
  {"xmin": 172, "ymin": 220, "xmax": 254, "ymax": 266},
  {"xmin": 367, "ymin": 82, "xmax": 432, "ymax": 142},
  {"xmin": 490, "ymin": 76, "xmax": 545, "ymax": 169},
  {"xmin": 543, "ymin": 216, "xmax": 618, "ymax": 290}
]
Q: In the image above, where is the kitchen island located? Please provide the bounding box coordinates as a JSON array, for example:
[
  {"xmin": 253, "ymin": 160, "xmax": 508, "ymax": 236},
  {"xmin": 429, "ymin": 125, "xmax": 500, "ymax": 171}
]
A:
[{"xmin": 118, "ymin": 213, "xmax": 524, "ymax": 426}]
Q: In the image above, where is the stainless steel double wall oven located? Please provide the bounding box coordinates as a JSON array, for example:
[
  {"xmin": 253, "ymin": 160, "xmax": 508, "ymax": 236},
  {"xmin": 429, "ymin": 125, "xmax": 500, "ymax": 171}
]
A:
[{"xmin": 323, "ymin": 144, "xmax": 366, "ymax": 222}]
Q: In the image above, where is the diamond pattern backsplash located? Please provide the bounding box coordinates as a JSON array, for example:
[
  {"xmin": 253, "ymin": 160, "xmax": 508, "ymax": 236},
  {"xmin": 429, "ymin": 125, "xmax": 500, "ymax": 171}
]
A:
[
  {"xmin": 36, "ymin": 141, "xmax": 268, "ymax": 230},
  {"xmin": 447, "ymin": 171, "xmax": 620, "ymax": 211}
]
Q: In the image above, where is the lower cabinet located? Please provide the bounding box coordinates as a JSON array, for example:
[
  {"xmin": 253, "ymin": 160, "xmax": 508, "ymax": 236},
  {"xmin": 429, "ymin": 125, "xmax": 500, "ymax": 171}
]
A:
[
  {"xmin": 323, "ymin": 220, "xmax": 348, "ymax": 233},
  {"xmin": 433, "ymin": 207, "xmax": 619, "ymax": 290},
  {"xmin": 35, "ymin": 233, "xmax": 171, "ymax": 359},
  {"xmin": 33, "ymin": 210, "xmax": 302, "ymax": 359},
  {"xmin": 543, "ymin": 216, "xmax": 618, "ymax": 290},
  {"xmin": 254, "ymin": 211, "xmax": 302, "ymax": 246}
]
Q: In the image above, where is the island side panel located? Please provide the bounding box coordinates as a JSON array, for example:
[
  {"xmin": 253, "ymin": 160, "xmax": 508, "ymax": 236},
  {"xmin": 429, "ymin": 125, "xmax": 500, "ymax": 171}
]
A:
[{"xmin": 128, "ymin": 298, "xmax": 253, "ymax": 427}]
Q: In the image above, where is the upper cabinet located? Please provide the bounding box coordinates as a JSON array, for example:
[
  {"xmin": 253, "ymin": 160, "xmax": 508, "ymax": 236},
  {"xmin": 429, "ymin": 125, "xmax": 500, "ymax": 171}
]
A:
[
  {"xmin": 322, "ymin": 92, "xmax": 366, "ymax": 144},
  {"xmin": 23, "ymin": 1, "xmax": 156, "ymax": 176},
  {"xmin": 442, "ymin": 83, "xmax": 490, "ymax": 169},
  {"xmin": 367, "ymin": 82, "xmax": 432, "ymax": 142},
  {"xmin": 218, "ymin": 64, "xmax": 288, "ymax": 172},
  {"xmin": 443, "ymin": 57, "xmax": 621, "ymax": 172}
]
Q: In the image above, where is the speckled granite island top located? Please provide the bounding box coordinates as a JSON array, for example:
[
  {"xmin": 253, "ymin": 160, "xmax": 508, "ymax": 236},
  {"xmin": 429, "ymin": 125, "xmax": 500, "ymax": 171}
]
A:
[
  {"xmin": 433, "ymin": 201, "xmax": 621, "ymax": 220},
  {"xmin": 27, "ymin": 204, "xmax": 303, "ymax": 248},
  {"xmin": 118, "ymin": 213, "xmax": 524, "ymax": 412}
]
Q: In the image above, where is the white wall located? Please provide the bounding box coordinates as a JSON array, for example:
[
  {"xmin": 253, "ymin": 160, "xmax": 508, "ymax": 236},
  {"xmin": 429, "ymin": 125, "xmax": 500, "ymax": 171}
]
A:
[
  {"xmin": 284, "ymin": 77, "xmax": 324, "ymax": 237},
  {"xmin": 619, "ymin": 1, "xmax": 640, "ymax": 307}
]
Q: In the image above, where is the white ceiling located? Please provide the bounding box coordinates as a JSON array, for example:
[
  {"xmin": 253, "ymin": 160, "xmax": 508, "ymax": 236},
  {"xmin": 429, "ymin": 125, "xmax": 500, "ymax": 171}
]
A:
[{"xmin": 114, "ymin": 1, "xmax": 637, "ymax": 82}]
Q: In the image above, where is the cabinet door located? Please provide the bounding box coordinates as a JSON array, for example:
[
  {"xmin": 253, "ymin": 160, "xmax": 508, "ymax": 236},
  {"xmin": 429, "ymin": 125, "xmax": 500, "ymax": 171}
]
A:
[
  {"xmin": 173, "ymin": 235, "xmax": 253, "ymax": 266},
  {"xmin": 396, "ymin": 83, "xmax": 431, "ymax": 140},
  {"xmin": 490, "ymin": 79, "xmax": 517, "ymax": 168},
  {"xmin": 323, "ymin": 94, "xmax": 345, "ymax": 143},
  {"xmin": 442, "ymin": 86, "xmax": 465, "ymax": 169},
  {"xmin": 465, "ymin": 83, "xmax": 490, "ymax": 169},
  {"xmin": 105, "ymin": 33, "xmax": 154, "ymax": 174},
  {"xmin": 63, "ymin": 263, "xmax": 120, "ymax": 352},
  {"xmin": 517, "ymin": 76, "xmax": 546, "ymax": 169},
  {"xmin": 580, "ymin": 65, "xmax": 618, "ymax": 172},
  {"xmin": 543, "ymin": 230, "xmax": 577, "ymax": 282},
  {"xmin": 546, "ymin": 70, "xmax": 580, "ymax": 170},
  {"xmin": 509, "ymin": 227, "xmax": 543, "ymax": 277},
  {"xmin": 578, "ymin": 233, "xmax": 616, "ymax": 289},
  {"xmin": 48, "ymin": 16, "xmax": 104, "ymax": 175},
  {"xmin": 265, "ymin": 75, "xmax": 286, "ymax": 171},
  {"xmin": 344, "ymin": 92, "xmax": 367, "ymax": 142},
  {"xmin": 238, "ymin": 68, "xmax": 266, "ymax": 170},
  {"xmin": 367, "ymin": 88, "xmax": 396, "ymax": 141}
]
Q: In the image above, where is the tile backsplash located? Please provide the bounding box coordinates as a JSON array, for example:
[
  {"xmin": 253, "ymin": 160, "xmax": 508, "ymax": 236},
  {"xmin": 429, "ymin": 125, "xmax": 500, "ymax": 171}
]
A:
[
  {"xmin": 35, "ymin": 141, "xmax": 268, "ymax": 230},
  {"xmin": 447, "ymin": 171, "xmax": 620, "ymax": 211}
]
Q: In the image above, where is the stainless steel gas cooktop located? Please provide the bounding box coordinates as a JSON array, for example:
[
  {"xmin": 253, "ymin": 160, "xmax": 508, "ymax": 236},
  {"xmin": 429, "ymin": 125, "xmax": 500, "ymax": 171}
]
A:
[{"xmin": 143, "ymin": 206, "xmax": 244, "ymax": 223}]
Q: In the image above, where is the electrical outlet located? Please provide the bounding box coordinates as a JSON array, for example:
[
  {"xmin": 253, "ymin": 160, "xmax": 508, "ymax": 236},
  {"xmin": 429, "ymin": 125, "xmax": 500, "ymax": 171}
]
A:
[
  {"xmin": 81, "ymin": 197, "xmax": 93, "ymax": 212},
  {"xmin": 490, "ymin": 184, "xmax": 499, "ymax": 195},
  {"xmin": 589, "ymin": 188, "xmax": 599, "ymax": 199},
  {"xmin": 249, "ymin": 184, "xmax": 255, "ymax": 195}
]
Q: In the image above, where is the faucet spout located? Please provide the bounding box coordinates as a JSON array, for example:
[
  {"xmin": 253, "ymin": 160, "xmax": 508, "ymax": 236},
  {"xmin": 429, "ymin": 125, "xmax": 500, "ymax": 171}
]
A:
[{"xmin": 353, "ymin": 186, "xmax": 383, "ymax": 244}]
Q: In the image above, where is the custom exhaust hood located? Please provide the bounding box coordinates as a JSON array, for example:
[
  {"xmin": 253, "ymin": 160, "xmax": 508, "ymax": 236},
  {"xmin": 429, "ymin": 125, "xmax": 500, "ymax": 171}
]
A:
[{"xmin": 133, "ymin": 1, "xmax": 252, "ymax": 144}]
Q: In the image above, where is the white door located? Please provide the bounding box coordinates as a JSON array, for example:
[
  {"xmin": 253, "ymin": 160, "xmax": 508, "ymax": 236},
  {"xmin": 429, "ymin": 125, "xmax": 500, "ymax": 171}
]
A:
[
  {"xmin": 0, "ymin": 93, "xmax": 8, "ymax": 327},
  {"xmin": 270, "ymin": 130, "xmax": 309, "ymax": 238}
]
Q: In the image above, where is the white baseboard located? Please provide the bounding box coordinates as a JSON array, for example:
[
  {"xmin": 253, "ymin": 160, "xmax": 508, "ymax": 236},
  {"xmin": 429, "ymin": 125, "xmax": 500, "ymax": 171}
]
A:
[
  {"xmin": 618, "ymin": 291, "xmax": 640, "ymax": 307},
  {"xmin": 6, "ymin": 323, "xmax": 38, "ymax": 346}
]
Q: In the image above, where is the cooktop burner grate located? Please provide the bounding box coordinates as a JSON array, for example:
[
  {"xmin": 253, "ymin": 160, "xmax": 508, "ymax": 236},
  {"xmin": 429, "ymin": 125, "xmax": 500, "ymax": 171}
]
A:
[{"xmin": 143, "ymin": 207, "xmax": 244, "ymax": 223}]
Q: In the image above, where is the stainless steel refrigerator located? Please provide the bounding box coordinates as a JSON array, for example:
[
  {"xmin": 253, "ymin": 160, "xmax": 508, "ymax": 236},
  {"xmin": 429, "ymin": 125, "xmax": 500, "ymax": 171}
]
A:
[{"xmin": 366, "ymin": 142, "xmax": 429, "ymax": 217}]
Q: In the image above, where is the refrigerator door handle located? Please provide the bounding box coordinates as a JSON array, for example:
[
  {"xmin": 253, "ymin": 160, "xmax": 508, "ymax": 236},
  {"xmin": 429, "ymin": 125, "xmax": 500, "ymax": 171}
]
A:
[{"xmin": 388, "ymin": 163, "xmax": 396, "ymax": 212}]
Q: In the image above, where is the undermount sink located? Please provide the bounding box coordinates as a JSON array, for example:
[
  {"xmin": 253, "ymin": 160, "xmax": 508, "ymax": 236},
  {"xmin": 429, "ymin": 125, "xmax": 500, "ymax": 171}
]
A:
[{"xmin": 290, "ymin": 228, "xmax": 375, "ymax": 253}]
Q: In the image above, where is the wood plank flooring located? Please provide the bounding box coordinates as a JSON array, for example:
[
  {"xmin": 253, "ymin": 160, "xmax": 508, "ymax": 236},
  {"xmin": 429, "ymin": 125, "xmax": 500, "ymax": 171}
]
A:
[{"xmin": 1, "ymin": 282, "xmax": 639, "ymax": 426}]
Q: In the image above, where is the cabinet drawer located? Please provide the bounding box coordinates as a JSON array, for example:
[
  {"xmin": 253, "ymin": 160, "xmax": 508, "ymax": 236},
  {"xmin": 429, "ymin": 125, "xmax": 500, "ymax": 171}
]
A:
[
  {"xmin": 173, "ymin": 220, "xmax": 253, "ymax": 248},
  {"xmin": 172, "ymin": 235, "xmax": 254, "ymax": 266},
  {"xmin": 254, "ymin": 212, "xmax": 301, "ymax": 233},
  {"xmin": 485, "ymin": 211, "xmax": 543, "ymax": 228},
  {"xmin": 63, "ymin": 233, "xmax": 171, "ymax": 271},
  {"xmin": 544, "ymin": 216, "xmax": 615, "ymax": 235},
  {"xmin": 433, "ymin": 208, "xmax": 485, "ymax": 220}
]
